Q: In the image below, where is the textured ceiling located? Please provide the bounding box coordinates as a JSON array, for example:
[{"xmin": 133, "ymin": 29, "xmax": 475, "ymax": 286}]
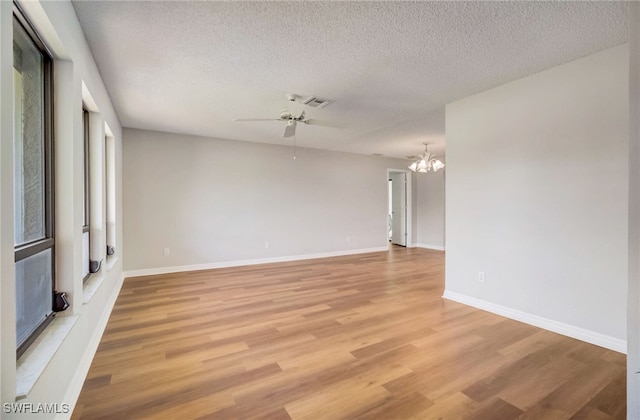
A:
[{"xmin": 72, "ymin": 1, "xmax": 628, "ymax": 159}]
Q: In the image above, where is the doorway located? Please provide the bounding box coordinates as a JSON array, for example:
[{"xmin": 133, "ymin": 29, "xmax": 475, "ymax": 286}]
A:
[{"xmin": 388, "ymin": 170, "xmax": 411, "ymax": 247}]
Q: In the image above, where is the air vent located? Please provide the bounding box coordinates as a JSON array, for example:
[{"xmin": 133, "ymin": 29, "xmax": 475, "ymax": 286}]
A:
[{"xmin": 302, "ymin": 96, "xmax": 334, "ymax": 108}]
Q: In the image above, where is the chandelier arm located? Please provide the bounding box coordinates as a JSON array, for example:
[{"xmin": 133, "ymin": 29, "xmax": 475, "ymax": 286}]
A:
[{"xmin": 408, "ymin": 142, "xmax": 445, "ymax": 173}]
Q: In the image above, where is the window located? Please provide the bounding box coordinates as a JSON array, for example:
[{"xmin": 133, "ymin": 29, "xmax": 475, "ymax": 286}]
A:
[
  {"xmin": 105, "ymin": 133, "xmax": 115, "ymax": 256},
  {"xmin": 13, "ymin": 7, "xmax": 55, "ymax": 358},
  {"xmin": 82, "ymin": 109, "xmax": 91, "ymax": 280}
]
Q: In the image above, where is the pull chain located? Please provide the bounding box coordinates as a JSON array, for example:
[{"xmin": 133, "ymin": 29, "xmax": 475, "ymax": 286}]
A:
[{"xmin": 293, "ymin": 133, "xmax": 297, "ymax": 160}]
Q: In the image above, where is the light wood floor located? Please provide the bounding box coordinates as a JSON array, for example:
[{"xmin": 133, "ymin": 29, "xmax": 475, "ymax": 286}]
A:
[{"xmin": 72, "ymin": 246, "xmax": 625, "ymax": 419}]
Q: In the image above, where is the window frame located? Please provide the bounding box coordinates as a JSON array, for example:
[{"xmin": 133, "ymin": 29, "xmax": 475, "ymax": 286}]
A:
[
  {"xmin": 13, "ymin": 2, "xmax": 56, "ymax": 359},
  {"xmin": 82, "ymin": 108, "xmax": 91, "ymax": 281},
  {"xmin": 83, "ymin": 108, "xmax": 90, "ymax": 232}
]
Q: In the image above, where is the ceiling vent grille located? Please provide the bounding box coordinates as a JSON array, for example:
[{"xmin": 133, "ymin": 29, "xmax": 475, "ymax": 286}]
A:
[{"xmin": 302, "ymin": 96, "xmax": 333, "ymax": 108}]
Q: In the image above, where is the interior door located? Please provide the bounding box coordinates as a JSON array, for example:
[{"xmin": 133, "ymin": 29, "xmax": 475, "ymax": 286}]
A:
[{"xmin": 390, "ymin": 172, "xmax": 407, "ymax": 246}]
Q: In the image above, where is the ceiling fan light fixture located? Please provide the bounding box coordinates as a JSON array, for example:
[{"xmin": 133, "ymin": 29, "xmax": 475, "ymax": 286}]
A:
[{"xmin": 284, "ymin": 120, "xmax": 297, "ymax": 138}]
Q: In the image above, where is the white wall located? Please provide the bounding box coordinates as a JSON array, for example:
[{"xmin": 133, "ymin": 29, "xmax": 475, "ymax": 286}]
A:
[
  {"xmin": 415, "ymin": 170, "xmax": 445, "ymax": 250},
  {"xmin": 444, "ymin": 44, "xmax": 628, "ymax": 351},
  {"xmin": 628, "ymin": 3, "xmax": 640, "ymax": 416},
  {"xmin": 1, "ymin": 1, "xmax": 123, "ymax": 417},
  {"xmin": 123, "ymin": 128, "xmax": 410, "ymax": 273}
]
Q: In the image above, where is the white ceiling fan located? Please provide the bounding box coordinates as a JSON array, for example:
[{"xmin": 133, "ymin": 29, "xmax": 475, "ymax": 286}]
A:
[
  {"xmin": 234, "ymin": 93, "xmax": 342, "ymax": 138},
  {"xmin": 234, "ymin": 109, "xmax": 314, "ymax": 138}
]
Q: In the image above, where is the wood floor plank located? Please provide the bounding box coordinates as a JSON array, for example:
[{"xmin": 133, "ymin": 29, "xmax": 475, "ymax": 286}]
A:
[
  {"xmin": 462, "ymin": 340, "xmax": 578, "ymax": 403},
  {"xmin": 349, "ymin": 391, "xmax": 434, "ymax": 419},
  {"xmin": 522, "ymin": 360, "xmax": 624, "ymax": 418},
  {"xmin": 72, "ymin": 246, "xmax": 626, "ymax": 419},
  {"xmin": 498, "ymin": 355, "xmax": 585, "ymax": 411},
  {"xmin": 569, "ymin": 406, "xmax": 616, "ymax": 420},
  {"xmin": 467, "ymin": 397, "xmax": 523, "ymax": 420},
  {"xmin": 412, "ymin": 391, "xmax": 482, "ymax": 419},
  {"xmin": 580, "ymin": 373, "xmax": 626, "ymax": 419}
]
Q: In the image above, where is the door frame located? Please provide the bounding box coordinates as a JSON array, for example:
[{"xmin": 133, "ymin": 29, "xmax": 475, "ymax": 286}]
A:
[{"xmin": 387, "ymin": 169, "xmax": 413, "ymax": 247}]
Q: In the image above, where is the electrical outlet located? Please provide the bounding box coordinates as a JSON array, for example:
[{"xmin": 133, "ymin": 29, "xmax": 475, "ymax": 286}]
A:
[
  {"xmin": 163, "ymin": 248, "xmax": 170, "ymax": 256},
  {"xmin": 265, "ymin": 241, "xmax": 269, "ymax": 249},
  {"xmin": 478, "ymin": 271, "xmax": 485, "ymax": 283}
]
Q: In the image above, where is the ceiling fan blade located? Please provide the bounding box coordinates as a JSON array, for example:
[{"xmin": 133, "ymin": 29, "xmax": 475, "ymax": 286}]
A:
[
  {"xmin": 283, "ymin": 121, "xmax": 296, "ymax": 137},
  {"xmin": 234, "ymin": 118, "xmax": 280, "ymax": 122},
  {"xmin": 304, "ymin": 119, "xmax": 345, "ymax": 129}
]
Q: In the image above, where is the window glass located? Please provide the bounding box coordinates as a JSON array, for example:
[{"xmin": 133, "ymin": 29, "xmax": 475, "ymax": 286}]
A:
[
  {"xmin": 13, "ymin": 22, "xmax": 45, "ymax": 246},
  {"xmin": 15, "ymin": 249, "xmax": 52, "ymax": 348}
]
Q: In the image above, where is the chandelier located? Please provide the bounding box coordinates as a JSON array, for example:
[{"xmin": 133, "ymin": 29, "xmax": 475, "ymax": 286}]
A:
[{"xmin": 408, "ymin": 143, "xmax": 445, "ymax": 173}]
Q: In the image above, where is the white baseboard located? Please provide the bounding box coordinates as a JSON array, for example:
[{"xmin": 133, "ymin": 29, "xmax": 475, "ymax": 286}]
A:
[
  {"xmin": 442, "ymin": 290, "xmax": 626, "ymax": 354},
  {"xmin": 123, "ymin": 246, "xmax": 389, "ymax": 278},
  {"xmin": 60, "ymin": 274, "xmax": 126, "ymax": 419},
  {"xmin": 414, "ymin": 243, "xmax": 446, "ymax": 251}
]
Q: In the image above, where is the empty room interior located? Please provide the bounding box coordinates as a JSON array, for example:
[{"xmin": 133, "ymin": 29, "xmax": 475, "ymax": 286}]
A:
[{"xmin": 1, "ymin": 1, "xmax": 639, "ymax": 419}]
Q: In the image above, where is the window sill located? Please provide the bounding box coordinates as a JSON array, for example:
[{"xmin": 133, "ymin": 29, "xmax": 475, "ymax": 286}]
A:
[
  {"xmin": 83, "ymin": 257, "xmax": 117, "ymax": 304},
  {"xmin": 82, "ymin": 271, "xmax": 105, "ymax": 304},
  {"xmin": 16, "ymin": 314, "xmax": 79, "ymax": 399},
  {"xmin": 105, "ymin": 255, "xmax": 118, "ymax": 271}
]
